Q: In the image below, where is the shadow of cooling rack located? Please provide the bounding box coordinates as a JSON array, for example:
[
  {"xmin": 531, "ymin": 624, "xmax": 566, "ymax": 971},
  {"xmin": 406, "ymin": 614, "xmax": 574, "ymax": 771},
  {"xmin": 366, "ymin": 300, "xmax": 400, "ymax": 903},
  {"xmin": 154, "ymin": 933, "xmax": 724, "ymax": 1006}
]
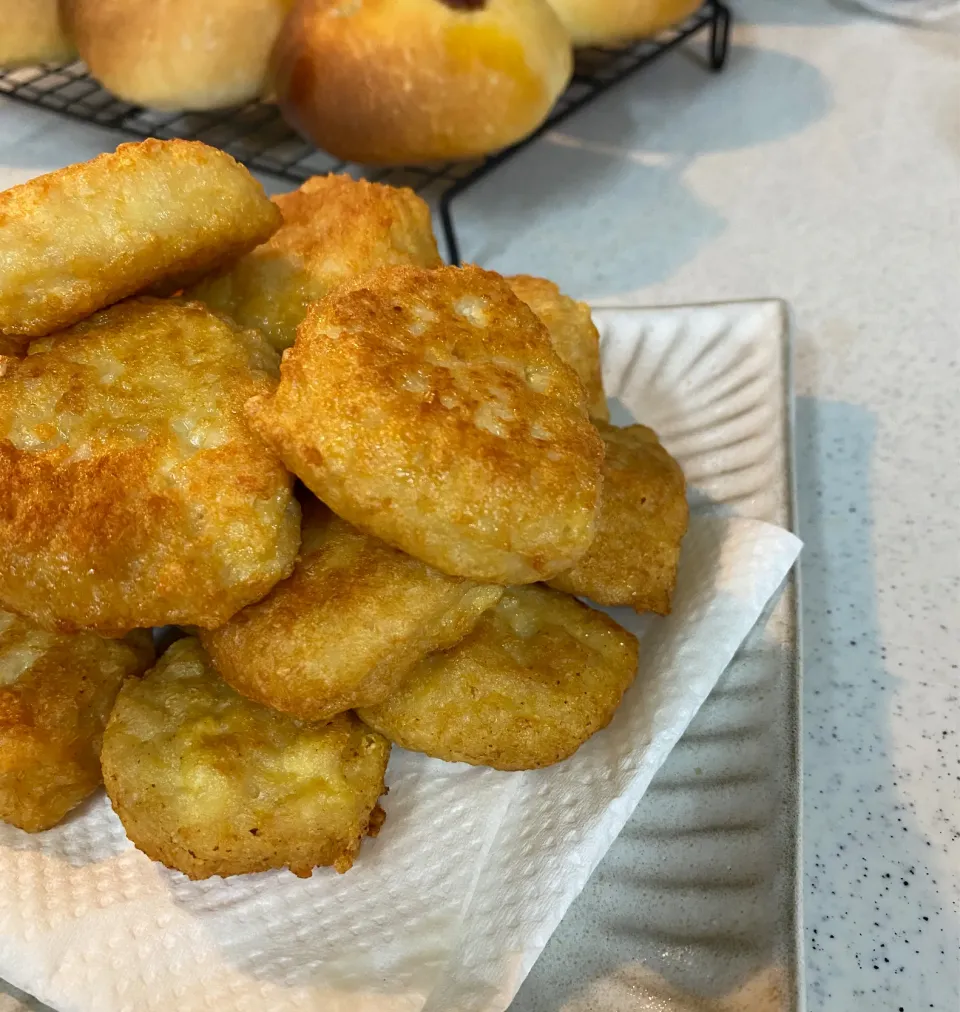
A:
[{"xmin": 0, "ymin": 0, "xmax": 730, "ymax": 264}]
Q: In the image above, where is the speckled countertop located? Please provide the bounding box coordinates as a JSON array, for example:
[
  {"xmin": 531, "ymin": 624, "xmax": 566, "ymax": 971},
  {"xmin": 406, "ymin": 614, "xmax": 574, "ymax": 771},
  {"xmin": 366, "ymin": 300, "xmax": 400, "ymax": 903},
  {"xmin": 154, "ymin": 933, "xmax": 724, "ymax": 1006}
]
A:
[{"xmin": 0, "ymin": 2, "xmax": 957, "ymax": 1010}]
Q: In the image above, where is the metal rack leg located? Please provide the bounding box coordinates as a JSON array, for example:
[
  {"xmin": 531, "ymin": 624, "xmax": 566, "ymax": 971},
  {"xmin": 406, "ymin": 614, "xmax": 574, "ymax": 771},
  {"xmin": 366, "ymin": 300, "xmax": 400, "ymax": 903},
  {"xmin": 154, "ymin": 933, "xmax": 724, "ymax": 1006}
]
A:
[
  {"xmin": 439, "ymin": 191, "xmax": 462, "ymax": 266},
  {"xmin": 709, "ymin": 0, "xmax": 732, "ymax": 71},
  {"xmin": 436, "ymin": 3, "xmax": 731, "ymax": 263}
]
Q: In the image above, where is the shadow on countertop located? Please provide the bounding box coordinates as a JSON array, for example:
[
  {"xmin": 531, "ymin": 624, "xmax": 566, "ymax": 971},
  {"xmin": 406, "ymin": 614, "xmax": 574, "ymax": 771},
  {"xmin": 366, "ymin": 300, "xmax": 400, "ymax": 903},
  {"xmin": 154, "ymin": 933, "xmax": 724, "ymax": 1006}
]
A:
[
  {"xmin": 455, "ymin": 42, "xmax": 831, "ymax": 297},
  {"xmin": 795, "ymin": 398, "xmax": 958, "ymax": 1012}
]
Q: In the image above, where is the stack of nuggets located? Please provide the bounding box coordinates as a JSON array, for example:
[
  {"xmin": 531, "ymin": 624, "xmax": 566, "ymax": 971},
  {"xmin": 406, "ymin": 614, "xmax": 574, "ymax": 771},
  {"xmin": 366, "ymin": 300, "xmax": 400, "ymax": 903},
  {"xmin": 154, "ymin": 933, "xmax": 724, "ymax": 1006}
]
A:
[{"xmin": 0, "ymin": 140, "xmax": 689, "ymax": 882}]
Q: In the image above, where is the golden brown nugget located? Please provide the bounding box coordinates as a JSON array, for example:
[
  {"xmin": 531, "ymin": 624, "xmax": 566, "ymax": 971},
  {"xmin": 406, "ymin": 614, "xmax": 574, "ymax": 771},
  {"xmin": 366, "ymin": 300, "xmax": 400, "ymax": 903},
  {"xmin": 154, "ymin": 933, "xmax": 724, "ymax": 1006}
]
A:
[
  {"xmin": 0, "ymin": 0, "xmax": 74, "ymax": 67},
  {"xmin": 247, "ymin": 264, "xmax": 604, "ymax": 584},
  {"xmin": 201, "ymin": 499, "xmax": 503, "ymax": 721},
  {"xmin": 188, "ymin": 174, "xmax": 443, "ymax": 352},
  {"xmin": 549, "ymin": 423, "xmax": 688, "ymax": 614},
  {"xmin": 507, "ymin": 274, "xmax": 608, "ymax": 422},
  {"xmin": 358, "ymin": 585, "xmax": 638, "ymax": 770},
  {"xmin": 102, "ymin": 638, "xmax": 390, "ymax": 879},
  {"xmin": 0, "ymin": 298, "xmax": 300, "ymax": 635},
  {"xmin": 0, "ymin": 140, "xmax": 281, "ymax": 338},
  {"xmin": 0, "ymin": 613, "xmax": 153, "ymax": 833}
]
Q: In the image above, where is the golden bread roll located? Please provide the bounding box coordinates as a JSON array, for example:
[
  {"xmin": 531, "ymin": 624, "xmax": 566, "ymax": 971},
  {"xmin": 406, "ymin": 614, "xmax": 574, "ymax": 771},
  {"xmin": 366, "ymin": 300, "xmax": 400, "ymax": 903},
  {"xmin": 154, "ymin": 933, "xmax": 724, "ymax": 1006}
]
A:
[
  {"xmin": 63, "ymin": 0, "xmax": 294, "ymax": 110},
  {"xmin": 0, "ymin": 0, "xmax": 74, "ymax": 66},
  {"xmin": 188, "ymin": 174, "xmax": 442, "ymax": 352},
  {"xmin": 507, "ymin": 274, "xmax": 608, "ymax": 422},
  {"xmin": 270, "ymin": 0, "xmax": 574, "ymax": 164},
  {"xmin": 548, "ymin": 422, "xmax": 688, "ymax": 614},
  {"xmin": 546, "ymin": 0, "xmax": 701, "ymax": 45}
]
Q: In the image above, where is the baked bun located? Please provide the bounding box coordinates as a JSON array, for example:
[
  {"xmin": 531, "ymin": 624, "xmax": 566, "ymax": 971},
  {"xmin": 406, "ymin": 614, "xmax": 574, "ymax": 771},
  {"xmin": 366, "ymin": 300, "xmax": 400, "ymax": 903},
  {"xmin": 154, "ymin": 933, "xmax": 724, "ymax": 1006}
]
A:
[
  {"xmin": 545, "ymin": 0, "xmax": 701, "ymax": 45},
  {"xmin": 0, "ymin": 0, "xmax": 74, "ymax": 66},
  {"xmin": 63, "ymin": 0, "xmax": 293, "ymax": 110},
  {"xmin": 270, "ymin": 0, "xmax": 573, "ymax": 164}
]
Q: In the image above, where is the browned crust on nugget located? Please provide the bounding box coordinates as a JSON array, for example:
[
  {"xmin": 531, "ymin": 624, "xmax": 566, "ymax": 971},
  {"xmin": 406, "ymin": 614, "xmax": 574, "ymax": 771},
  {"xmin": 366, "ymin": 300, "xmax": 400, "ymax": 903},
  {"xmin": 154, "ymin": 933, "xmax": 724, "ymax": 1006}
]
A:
[
  {"xmin": 201, "ymin": 498, "xmax": 503, "ymax": 721},
  {"xmin": 358, "ymin": 585, "xmax": 639, "ymax": 770},
  {"xmin": 507, "ymin": 274, "xmax": 608, "ymax": 422},
  {"xmin": 548, "ymin": 423, "xmax": 688, "ymax": 614},
  {"xmin": 102, "ymin": 638, "xmax": 390, "ymax": 879},
  {"xmin": 0, "ymin": 298, "xmax": 299, "ymax": 634},
  {"xmin": 0, "ymin": 614, "xmax": 153, "ymax": 832},
  {"xmin": 0, "ymin": 139, "xmax": 281, "ymax": 337},
  {"xmin": 0, "ymin": 339, "xmax": 27, "ymax": 357},
  {"xmin": 247, "ymin": 264, "xmax": 603, "ymax": 584},
  {"xmin": 188, "ymin": 174, "xmax": 442, "ymax": 351}
]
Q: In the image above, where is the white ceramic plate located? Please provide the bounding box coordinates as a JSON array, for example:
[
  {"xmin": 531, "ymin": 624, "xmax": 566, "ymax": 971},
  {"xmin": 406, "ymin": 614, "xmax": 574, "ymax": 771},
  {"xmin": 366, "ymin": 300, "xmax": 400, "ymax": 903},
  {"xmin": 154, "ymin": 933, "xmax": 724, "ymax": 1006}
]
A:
[
  {"xmin": 0, "ymin": 299, "xmax": 800, "ymax": 1012},
  {"xmin": 510, "ymin": 299, "xmax": 801, "ymax": 1012}
]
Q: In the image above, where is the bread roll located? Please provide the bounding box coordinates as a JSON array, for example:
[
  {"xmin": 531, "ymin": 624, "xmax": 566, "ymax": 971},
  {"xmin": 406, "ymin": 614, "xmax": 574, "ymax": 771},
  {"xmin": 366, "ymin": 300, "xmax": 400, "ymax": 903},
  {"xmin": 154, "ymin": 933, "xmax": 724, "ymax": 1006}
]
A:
[
  {"xmin": 270, "ymin": 0, "xmax": 573, "ymax": 165},
  {"xmin": 63, "ymin": 0, "xmax": 293, "ymax": 110},
  {"xmin": 0, "ymin": 0, "xmax": 74, "ymax": 66},
  {"xmin": 546, "ymin": 0, "xmax": 701, "ymax": 45}
]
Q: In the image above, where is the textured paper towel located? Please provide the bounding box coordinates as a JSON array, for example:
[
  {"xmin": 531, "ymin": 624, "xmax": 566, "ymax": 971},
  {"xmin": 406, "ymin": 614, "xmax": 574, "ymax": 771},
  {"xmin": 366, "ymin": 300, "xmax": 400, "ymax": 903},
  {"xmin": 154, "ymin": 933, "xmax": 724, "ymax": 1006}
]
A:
[{"xmin": 0, "ymin": 514, "xmax": 800, "ymax": 1012}]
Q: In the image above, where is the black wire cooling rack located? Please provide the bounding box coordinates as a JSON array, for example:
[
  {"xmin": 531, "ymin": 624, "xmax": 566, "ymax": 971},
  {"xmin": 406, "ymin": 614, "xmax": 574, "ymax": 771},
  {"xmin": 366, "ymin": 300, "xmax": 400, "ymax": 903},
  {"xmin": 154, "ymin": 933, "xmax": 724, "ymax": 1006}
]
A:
[{"xmin": 0, "ymin": 1, "xmax": 730, "ymax": 263}]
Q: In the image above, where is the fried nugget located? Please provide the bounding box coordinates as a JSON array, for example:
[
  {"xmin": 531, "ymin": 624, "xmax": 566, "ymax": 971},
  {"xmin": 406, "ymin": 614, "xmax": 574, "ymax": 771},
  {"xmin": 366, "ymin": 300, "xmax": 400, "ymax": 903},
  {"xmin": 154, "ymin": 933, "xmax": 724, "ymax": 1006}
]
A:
[
  {"xmin": 548, "ymin": 423, "xmax": 688, "ymax": 615},
  {"xmin": 0, "ymin": 612, "xmax": 153, "ymax": 832},
  {"xmin": 187, "ymin": 174, "xmax": 442, "ymax": 352},
  {"xmin": 507, "ymin": 274, "xmax": 608, "ymax": 423},
  {"xmin": 358, "ymin": 585, "xmax": 638, "ymax": 770},
  {"xmin": 247, "ymin": 265, "xmax": 604, "ymax": 584},
  {"xmin": 0, "ymin": 140, "xmax": 281, "ymax": 340},
  {"xmin": 102, "ymin": 637, "xmax": 390, "ymax": 878},
  {"xmin": 0, "ymin": 298, "xmax": 299, "ymax": 635},
  {"xmin": 201, "ymin": 498, "xmax": 503, "ymax": 721}
]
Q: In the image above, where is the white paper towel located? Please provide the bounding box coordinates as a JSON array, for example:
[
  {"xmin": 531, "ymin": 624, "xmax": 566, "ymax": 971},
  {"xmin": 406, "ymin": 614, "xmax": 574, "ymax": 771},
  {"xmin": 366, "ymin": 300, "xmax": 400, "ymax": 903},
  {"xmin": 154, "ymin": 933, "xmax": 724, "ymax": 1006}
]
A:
[{"xmin": 0, "ymin": 514, "xmax": 800, "ymax": 1012}]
